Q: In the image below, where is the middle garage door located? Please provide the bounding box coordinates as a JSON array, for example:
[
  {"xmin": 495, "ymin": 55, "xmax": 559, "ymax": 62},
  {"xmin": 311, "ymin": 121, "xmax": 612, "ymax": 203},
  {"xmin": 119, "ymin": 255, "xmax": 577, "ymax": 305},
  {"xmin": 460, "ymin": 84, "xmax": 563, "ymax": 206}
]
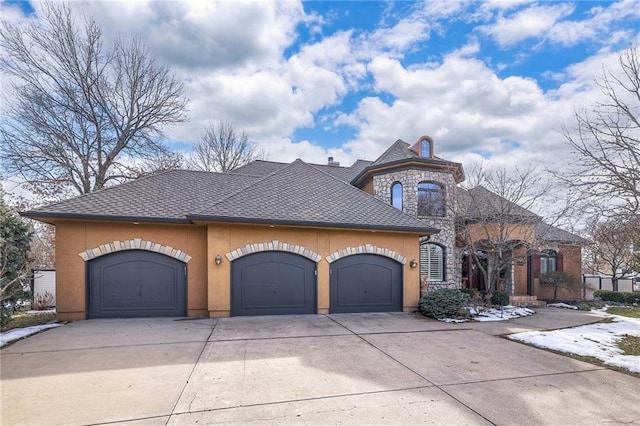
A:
[
  {"xmin": 231, "ymin": 251, "xmax": 317, "ymax": 316},
  {"xmin": 330, "ymin": 254, "xmax": 403, "ymax": 313}
]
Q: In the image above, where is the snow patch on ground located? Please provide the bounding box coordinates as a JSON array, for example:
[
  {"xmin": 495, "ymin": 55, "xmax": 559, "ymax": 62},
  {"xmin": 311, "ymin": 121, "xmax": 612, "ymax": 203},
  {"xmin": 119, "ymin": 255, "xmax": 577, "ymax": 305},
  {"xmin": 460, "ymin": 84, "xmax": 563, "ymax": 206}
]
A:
[
  {"xmin": 0, "ymin": 323, "xmax": 61, "ymax": 347},
  {"xmin": 509, "ymin": 314, "xmax": 640, "ymax": 373},
  {"xmin": 440, "ymin": 305, "xmax": 535, "ymax": 323},
  {"xmin": 547, "ymin": 303, "xmax": 579, "ymax": 310}
]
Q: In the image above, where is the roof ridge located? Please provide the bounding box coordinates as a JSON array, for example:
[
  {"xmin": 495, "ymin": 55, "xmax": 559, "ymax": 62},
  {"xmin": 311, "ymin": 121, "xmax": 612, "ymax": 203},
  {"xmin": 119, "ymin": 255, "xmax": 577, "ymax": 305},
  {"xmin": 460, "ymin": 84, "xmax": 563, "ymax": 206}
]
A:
[
  {"xmin": 372, "ymin": 139, "xmax": 408, "ymax": 164},
  {"xmin": 206, "ymin": 159, "xmax": 306, "ymax": 210}
]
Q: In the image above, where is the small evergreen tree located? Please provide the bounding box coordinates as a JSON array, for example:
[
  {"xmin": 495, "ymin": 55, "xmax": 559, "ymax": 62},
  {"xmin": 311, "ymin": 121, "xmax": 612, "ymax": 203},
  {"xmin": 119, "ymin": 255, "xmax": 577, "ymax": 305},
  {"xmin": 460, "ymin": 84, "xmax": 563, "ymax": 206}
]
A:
[{"xmin": 0, "ymin": 194, "xmax": 32, "ymax": 327}]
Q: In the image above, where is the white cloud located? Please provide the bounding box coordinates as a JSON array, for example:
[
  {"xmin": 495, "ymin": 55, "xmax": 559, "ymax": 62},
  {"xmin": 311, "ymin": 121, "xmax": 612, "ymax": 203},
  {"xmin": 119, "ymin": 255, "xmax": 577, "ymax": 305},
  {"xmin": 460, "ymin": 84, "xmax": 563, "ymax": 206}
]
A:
[
  {"xmin": 63, "ymin": 0, "xmax": 304, "ymax": 71},
  {"xmin": 547, "ymin": 0, "xmax": 640, "ymax": 47},
  {"xmin": 479, "ymin": 3, "xmax": 575, "ymax": 47},
  {"xmin": 2, "ymin": 0, "xmax": 638, "ymax": 181},
  {"xmin": 338, "ymin": 47, "xmax": 625, "ymax": 173}
]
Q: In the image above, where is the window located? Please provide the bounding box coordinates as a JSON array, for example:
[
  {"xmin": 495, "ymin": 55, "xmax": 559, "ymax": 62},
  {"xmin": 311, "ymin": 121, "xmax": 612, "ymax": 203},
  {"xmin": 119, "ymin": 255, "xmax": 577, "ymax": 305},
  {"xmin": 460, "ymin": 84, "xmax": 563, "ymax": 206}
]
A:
[
  {"xmin": 417, "ymin": 182, "xmax": 445, "ymax": 216},
  {"xmin": 540, "ymin": 250, "xmax": 557, "ymax": 273},
  {"xmin": 391, "ymin": 182, "xmax": 403, "ymax": 210},
  {"xmin": 420, "ymin": 138, "xmax": 431, "ymax": 158},
  {"xmin": 420, "ymin": 243, "xmax": 444, "ymax": 281}
]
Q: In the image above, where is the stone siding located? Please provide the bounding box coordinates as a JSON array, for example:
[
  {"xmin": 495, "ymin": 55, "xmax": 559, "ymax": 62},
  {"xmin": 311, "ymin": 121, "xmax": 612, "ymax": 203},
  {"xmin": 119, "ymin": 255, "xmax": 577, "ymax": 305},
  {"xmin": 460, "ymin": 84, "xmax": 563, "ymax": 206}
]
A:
[{"xmin": 372, "ymin": 169, "xmax": 460, "ymax": 295}]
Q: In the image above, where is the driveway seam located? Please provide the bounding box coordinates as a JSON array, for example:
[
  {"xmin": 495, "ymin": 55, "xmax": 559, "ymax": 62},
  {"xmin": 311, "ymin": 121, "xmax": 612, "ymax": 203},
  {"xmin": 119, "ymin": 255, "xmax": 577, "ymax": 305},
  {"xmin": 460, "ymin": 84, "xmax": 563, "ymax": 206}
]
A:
[
  {"xmin": 168, "ymin": 385, "xmax": 438, "ymax": 417},
  {"xmin": 166, "ymin": 320, "xmax": 218, "ymax": 426},
  {"xmin": 326, "ymin": 315, "xmax": 498, "ymax": 425},
  {"xmin": 435, "ymin": 367, "xmax": 607, "ymax": 388},
  {"xmin": 0, "ymin": 340, "xmax": 211, "ymax": 355}
]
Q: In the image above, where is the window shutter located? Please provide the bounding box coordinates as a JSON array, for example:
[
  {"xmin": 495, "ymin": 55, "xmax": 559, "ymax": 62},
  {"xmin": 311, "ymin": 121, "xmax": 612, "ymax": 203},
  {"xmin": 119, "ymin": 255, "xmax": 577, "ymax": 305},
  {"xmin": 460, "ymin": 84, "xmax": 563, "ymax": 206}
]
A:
[
  {"xmin": 532, "ymin": 252, "xmax": 541, "ymax": 278},
  {"xmin": 556, "ymin": 251, "xmax": 564, "ymax": 272}
]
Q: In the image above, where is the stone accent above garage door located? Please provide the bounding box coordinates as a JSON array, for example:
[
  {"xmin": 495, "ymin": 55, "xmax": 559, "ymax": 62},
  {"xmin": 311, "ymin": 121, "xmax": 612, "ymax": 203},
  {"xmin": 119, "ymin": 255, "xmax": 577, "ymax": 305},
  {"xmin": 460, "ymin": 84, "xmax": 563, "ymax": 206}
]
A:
[
  {"xmin": 226, "ymin": 240, "xmax": 322, "ymax": 262},
  {"xmin": 78, "ymin": 238, "xmax": 192, "ymax": 262},
  {"xmin": 326, "ymin": 244, "xmax": 406, "ymax": 264}
]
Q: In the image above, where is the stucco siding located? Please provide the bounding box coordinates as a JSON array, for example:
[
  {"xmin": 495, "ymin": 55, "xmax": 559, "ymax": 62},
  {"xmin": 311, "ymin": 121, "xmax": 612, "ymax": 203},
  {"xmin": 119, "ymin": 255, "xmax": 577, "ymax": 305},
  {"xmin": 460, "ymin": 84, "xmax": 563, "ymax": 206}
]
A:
[
  {"xmin": 55, "ymin": 221, "xmax": 208, "ymax": 321},
  {"xmin": 206, "ymin": 224, "xmax": 421, "ymax": 317}
]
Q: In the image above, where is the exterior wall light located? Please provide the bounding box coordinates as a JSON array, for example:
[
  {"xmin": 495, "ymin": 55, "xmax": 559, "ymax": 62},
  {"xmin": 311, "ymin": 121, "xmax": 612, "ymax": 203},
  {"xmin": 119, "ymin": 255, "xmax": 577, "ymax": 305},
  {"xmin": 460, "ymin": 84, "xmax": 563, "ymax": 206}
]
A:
[
  {"xmin": 215, "ymin": 255, "xmax": 222, "ymax": 265},
  {"xmin": 409, "ymin": 259, "xmax": 418, "ymax": 268}
]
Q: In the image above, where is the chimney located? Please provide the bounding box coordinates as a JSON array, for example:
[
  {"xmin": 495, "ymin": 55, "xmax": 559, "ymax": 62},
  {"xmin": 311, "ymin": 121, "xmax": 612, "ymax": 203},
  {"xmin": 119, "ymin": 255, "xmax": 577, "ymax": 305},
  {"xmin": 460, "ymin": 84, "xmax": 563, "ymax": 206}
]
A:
[{"xmin": 327, "ymin": 156, "xmax": 340, "ymax": 167}]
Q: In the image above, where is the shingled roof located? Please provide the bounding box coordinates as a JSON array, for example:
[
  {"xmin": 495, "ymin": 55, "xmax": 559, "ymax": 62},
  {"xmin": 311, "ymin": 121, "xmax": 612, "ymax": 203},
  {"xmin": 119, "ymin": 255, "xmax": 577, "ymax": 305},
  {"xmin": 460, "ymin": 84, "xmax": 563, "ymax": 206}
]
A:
[
  {"xmin": 458, "ymin": 186, "xmax": 540, "ymax": 221},
  {"xmin": 371, "ymin": 140, "xmax": 417, "ymax": 166},
  {"xmin": 189, "ymin": 159, "xmax": 437, "ymax": 233},
  {"xmin": 21, "ymin": 170, "xmax": 258, "ymax": 223},
  {"xmin": 351, "ymin": 139, "xmax": 465, "ymax": 186},
  {"xmin": 537, "ymin": 222, "xmax": 589, "ymax": 245},
  {"xmin": 23, "ymin": 161, "xmax": 436, "ymax": 234}
]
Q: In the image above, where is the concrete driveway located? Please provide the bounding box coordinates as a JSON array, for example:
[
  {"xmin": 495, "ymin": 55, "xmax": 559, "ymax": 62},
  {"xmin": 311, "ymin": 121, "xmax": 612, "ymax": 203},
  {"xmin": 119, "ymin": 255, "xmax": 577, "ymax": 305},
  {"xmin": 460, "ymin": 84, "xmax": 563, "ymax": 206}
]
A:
[{"xmin": 1, "ymin": 309, "xmax": 639, "ymax": 425}]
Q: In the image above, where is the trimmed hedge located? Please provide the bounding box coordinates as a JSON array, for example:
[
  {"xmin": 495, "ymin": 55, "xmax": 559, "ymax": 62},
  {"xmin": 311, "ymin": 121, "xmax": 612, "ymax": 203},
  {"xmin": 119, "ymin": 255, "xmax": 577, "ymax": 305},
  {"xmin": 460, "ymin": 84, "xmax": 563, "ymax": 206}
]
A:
[
  {"xmin": 593, "ymin": 290, "xmax": 639, "ymax": 305},
  {"xmin": 419, "ymin": 289, "xmax": 470, "ymax": 319}
]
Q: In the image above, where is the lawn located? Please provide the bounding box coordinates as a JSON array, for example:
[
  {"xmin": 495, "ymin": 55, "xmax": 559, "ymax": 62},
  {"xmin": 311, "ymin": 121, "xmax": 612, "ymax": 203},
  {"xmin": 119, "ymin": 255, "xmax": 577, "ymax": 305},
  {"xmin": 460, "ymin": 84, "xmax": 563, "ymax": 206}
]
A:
[{"xmin": 606, "ymin": 306, "xmax": 640, "ymax": 318}]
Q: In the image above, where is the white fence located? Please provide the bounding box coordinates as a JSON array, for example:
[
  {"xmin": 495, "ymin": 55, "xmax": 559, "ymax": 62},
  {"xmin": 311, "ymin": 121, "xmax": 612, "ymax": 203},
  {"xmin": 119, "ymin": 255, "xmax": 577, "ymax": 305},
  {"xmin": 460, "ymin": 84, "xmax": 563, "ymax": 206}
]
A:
[
  {"xmin": 31, "ymin": 269, "xmax": 56, "ymax": 307},
  {"xmin": 583, "ymin": 275, "xmax": 634, "ymax": 293}
]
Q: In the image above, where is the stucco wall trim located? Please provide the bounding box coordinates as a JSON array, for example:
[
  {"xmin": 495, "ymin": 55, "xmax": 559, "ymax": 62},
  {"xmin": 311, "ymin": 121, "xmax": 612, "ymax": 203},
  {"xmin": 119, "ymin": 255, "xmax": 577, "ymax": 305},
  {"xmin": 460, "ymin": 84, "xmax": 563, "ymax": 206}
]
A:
[
  {"xmin": 226, "ymin": 240, "xmax": 322, "ymax": 262},
  {"xmin": 326, "ymin": 244, "xmax": 407, "ymax": 264},
  {"xmin": 78, "ymin": 238, "xmax": 192, "ymax": 263}
]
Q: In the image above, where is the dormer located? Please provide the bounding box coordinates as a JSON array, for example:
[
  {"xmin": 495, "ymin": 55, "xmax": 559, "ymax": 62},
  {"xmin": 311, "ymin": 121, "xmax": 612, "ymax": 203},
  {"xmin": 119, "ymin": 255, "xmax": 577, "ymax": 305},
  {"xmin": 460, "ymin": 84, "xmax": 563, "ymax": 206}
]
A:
[{"xmin": 409, "ymin": 135, "xmax": 434, "ymax": 158}]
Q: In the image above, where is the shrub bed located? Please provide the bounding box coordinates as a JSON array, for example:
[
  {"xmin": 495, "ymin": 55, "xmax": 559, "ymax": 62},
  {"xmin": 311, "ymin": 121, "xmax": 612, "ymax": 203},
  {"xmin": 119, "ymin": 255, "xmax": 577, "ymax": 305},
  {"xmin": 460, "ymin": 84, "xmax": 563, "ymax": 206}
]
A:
[
  {"xmin": 593, "ymin": 290, "xmax": 639, "ymax": 305},
  {"xmin": 491, "ymin": 291, "xmax": 510, "ymax": 306},
  {"xmin": 419, "ymin": 289, "xmax": 470, "ymax": 319}
]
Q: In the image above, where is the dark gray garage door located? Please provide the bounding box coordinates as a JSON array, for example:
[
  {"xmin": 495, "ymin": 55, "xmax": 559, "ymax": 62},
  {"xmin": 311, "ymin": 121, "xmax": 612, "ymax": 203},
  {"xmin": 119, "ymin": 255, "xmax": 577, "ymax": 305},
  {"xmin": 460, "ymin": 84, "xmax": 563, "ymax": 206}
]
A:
[
  {"xmin": 330, "ymin": 254, "xmax": 402, "ymax": 313},
  {"xmin": 231, "ymin": 252, "xmax": 316, "ymax": 316},
  {"xmin": 88, "ymin": 250, "xmax": 186, "ymax": 318}
]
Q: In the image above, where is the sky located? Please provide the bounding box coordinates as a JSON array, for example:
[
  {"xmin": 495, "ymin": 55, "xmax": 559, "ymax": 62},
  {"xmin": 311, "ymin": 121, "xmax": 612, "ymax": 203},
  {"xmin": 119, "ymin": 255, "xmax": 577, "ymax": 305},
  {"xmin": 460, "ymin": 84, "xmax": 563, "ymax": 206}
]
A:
[{"xmin": 1, "ymin": 0, "xmax": 639, "ymax": 174}]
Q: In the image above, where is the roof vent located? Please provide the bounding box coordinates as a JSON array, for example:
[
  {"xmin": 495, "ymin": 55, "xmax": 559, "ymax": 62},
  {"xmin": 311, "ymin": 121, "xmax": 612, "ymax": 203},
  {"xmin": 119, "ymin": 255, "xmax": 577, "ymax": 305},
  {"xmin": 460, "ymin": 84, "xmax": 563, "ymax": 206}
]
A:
[{"xmin": 327, "ymin": 156, "xmax": 340, "ymax": 167}]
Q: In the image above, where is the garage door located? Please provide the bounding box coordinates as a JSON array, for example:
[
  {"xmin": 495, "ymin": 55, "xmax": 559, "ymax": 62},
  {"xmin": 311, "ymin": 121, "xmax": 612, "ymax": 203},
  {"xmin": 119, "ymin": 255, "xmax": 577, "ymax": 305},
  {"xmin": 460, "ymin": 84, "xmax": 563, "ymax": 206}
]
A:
[
  {"xmin": 231, "ymin": 252, "xmax": 316, "ymax": 316},
  {"xmin": 330, "ymin": 254, "xmax": 402, "ymax": 313},
  {"xmin": 88, "ymin": 250, "xmax": 186, "ymax": 318}
]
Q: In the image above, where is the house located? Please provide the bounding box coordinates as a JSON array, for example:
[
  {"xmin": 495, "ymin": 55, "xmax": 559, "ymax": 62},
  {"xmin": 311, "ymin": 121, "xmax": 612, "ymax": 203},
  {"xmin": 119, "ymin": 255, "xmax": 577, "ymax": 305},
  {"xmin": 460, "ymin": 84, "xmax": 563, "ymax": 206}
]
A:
[{"xmin": 22, "ymin": 135, "xmax": 585, "ymax": 321}]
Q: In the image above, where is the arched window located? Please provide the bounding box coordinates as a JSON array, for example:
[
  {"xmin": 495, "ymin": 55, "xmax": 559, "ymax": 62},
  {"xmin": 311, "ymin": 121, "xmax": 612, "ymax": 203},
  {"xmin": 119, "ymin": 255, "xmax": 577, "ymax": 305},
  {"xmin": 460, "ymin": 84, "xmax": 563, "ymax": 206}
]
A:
[
  {"xmin": 420, "ymin": 242, "xmax": 444, "ymax": 281},
  {"xmin": 391, "ymin": 182, "xmax": 403, "ymax": 210},
  {"xmin": 540, "ymin": 250, "xmax": 558, "ymax": 273},
  {"xmin": 420, "ymin": 138, "xmax": 431, "ymax": 158},
  {"xmin": 417, "ymin": 182, "xmax": 445, "ymax": 216}
]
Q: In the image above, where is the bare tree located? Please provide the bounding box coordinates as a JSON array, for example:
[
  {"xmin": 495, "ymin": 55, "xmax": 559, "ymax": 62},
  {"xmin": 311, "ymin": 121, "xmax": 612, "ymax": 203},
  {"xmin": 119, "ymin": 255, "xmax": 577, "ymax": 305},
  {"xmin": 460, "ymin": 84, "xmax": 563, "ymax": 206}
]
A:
[
  {"xmin": 187, "ymin": 121, "xmax": 260, "ymax": 173},
  {"xmin": 559, "ymin": 44, "xmax": 640, "ymax": 216},
  {"xmin": 583, "ymin": 215, "xmax": 639, "ymax": 291},
  {"xmin": 457, "ymin": 164, "xmax": 574, "ymax": 294},
  {"xmin": 0, "ymin": 3, "xmax": 188, "ymax": 198}
]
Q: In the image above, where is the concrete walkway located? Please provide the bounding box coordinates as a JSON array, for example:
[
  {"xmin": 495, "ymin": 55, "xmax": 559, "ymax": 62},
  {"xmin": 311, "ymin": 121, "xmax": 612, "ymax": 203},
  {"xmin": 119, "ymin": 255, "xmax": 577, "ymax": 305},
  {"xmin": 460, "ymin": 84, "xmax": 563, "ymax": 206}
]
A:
[{"xmin": 1, "ymin": 308, "xmax": 638, "ymax": 425}]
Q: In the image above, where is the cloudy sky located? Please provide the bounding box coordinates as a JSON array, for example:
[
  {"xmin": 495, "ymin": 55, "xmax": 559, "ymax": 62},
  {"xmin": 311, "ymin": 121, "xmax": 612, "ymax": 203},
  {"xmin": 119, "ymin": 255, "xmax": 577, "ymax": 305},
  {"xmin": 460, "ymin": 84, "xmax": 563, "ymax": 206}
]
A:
[{"xmin": 2, "ymin": 0, "xmax": 640, "ymax": 172}]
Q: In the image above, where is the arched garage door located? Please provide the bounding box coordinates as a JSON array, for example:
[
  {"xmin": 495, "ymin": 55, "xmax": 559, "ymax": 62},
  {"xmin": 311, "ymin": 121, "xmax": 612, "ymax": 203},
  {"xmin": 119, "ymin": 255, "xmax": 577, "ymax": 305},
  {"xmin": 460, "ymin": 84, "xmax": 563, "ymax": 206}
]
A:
[
  {"xmin": 232, "ymin": 252, "xmax": 316, "ymax": 316},
  {"xmin": 330, "ymin": 254, "xmax": 402, "ymax": 313},
  {"xmin": 88, "ymin": 250, "xmax": 186, "ymax": 318}
]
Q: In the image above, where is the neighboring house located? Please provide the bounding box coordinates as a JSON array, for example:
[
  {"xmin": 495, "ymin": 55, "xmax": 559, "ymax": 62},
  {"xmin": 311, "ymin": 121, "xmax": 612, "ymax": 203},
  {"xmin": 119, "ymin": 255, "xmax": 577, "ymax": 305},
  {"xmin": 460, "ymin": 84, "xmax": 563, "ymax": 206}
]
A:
[{"xmin": 22, "ymin": 135, "xmax": 585, "ymax": 321}]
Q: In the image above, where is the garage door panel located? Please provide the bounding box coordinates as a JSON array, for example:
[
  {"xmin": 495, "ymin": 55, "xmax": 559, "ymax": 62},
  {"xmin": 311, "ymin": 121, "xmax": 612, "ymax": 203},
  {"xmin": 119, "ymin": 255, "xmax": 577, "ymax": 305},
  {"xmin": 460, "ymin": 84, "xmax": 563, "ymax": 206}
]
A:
[
  {"xmin": 330, "ymin": 254, "xmax": 402, "ymax": 313},
  {"xmin": 232, "ymin": 252, "xmax": 316, "ymax": 316},
  {"xmin": 88, "ymin": 251, "xmax": 186, "ymax": 318}
]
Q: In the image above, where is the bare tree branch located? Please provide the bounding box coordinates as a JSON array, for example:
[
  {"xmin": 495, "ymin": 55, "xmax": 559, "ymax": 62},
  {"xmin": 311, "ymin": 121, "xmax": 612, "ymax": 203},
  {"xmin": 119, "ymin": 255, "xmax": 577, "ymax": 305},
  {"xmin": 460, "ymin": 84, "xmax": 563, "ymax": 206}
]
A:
[
  {"xmin": 187, "ymin": 120, "xmax": 261, "ymax": 173},
  {"xmin": 0, "ymin": 2, "xmax": 188, "ymax": 198},
  {"xmin": 556, "ymin": 44, "xmax": 640, "ymax": 216},
  {"xmin": 582, "ymin": 215, "xmax": 639, "ymax": 291},
  {"xmin": 457, "ymin": 164, "xmax": 575, "ymax": 293}
]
